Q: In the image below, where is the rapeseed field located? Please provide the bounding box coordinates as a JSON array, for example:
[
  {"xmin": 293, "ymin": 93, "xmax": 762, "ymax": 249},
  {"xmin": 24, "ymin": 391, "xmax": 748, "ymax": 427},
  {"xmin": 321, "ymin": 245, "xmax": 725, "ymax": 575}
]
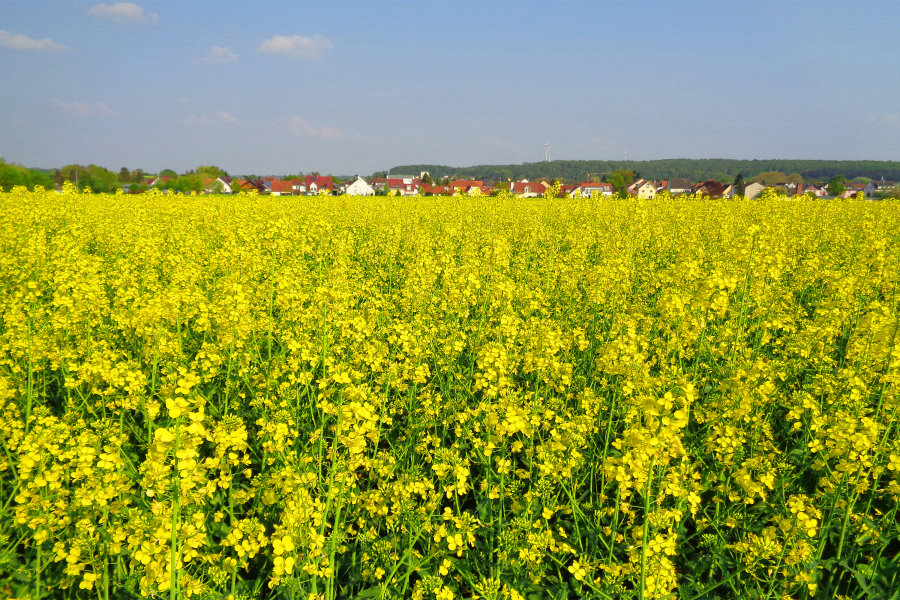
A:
[{"xmin": 1, "ymin": 184, "xmax": 898, "ymax": 599}]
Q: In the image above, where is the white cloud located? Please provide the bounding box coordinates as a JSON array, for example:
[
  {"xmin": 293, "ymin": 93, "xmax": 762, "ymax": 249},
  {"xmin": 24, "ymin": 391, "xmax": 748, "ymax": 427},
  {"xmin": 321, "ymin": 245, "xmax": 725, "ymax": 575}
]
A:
[
  {"xmin": 259, "ymin": 35, "xmax": 332, "ymax": 59},
  {"xmin": 288, "ymin": 116, "xmax": 342, "ymax": 139},
  {"xmin": 0, "ymin": 30, "xmax": 68, "ymax": 51},
  {"xmin": 51, "ymin": 98, "xmax": 120, "ymax": 117},
  {"xmin": 182, "ymin": 111, "xmax": 242, "ymax": 128},
  {"xmin": 194, "ymin": 46, "xmax": 239, "ymax": 65},
  {"xmin": 89, "ymin": 3, "xmax": 158, "ymax": 24}
]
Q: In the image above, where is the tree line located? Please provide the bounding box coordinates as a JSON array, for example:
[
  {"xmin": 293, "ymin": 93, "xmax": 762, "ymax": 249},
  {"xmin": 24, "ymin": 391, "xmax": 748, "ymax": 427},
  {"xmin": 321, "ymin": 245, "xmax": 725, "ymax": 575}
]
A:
[
  {"xmin": 389, "ymin": 159, "xmax": 900, "ymax": 183},
  {"xmin": 0, "ymin": 161, "xmax": 236, "ymax": 193}
]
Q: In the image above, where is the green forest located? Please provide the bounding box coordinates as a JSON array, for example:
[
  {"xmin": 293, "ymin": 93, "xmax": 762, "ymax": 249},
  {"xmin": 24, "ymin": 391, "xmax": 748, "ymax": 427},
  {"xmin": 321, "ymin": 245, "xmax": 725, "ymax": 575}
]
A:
[{"xmin": 389, "ymin": 159, "xmax": 900, "ymax": 183}]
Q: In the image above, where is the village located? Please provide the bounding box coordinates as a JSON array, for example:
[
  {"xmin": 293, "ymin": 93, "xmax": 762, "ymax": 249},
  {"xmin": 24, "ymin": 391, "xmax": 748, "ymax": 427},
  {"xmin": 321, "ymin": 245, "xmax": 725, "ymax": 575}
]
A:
[{"xmin": 142, "ymin": 172, "xmax": 885, "ymax": 199}]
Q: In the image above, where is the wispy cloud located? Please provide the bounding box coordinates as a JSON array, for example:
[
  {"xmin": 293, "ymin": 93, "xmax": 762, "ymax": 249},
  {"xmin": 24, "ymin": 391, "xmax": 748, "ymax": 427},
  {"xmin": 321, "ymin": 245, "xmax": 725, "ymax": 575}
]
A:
[
  {"xmin": 194, "ymin": 46, "xmax": 239, "ymax": 65},
  {"xmin": 0, "ymin": 30, "xmax": 69, "ymax": 51},
  {"xmin": 89, "ymin": 3, "xmax": 158, "ymax": 24},
  {"xmin": 288, "ymin": 116, "xmax": 342, "ymax": 139},
  {"xmin": 182, "ymin": 111, "xmax": 242, "ymax": 128},
  {"xmin": 259, "ymin": 35, "xmax": 332, "ymax": 59},
  {"xmin": 51, "ymin": 98, "xmax": 119, "ymax": 117}
]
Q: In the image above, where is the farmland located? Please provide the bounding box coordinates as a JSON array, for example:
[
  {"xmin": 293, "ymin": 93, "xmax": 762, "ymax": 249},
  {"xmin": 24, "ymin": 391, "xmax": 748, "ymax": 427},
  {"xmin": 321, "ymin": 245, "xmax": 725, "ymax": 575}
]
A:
[{"xmin": 1, "ymin": 185, "xmax": 899, "ymax": 599}]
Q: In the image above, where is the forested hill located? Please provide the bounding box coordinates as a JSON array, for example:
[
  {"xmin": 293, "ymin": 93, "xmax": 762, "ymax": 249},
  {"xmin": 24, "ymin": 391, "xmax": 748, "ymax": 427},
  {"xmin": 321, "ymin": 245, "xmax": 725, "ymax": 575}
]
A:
[{"xmin": 389, "ymin": 159, "xmax": 900, "ymax": 182}]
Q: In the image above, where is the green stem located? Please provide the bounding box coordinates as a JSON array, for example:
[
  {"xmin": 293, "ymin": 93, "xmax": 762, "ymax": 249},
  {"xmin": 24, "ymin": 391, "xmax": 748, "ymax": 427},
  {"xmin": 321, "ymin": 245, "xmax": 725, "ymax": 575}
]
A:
[{"xmin": 640, "ymin": 458, "xmax": 655, "ymax": 600}]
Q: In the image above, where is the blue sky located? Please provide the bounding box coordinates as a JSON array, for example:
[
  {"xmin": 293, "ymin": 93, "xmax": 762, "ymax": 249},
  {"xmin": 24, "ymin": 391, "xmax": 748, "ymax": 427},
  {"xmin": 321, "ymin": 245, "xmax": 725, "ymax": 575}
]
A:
[{"xmin": 1, "ymin": 0, "xmax": 898, "ymax": 176}]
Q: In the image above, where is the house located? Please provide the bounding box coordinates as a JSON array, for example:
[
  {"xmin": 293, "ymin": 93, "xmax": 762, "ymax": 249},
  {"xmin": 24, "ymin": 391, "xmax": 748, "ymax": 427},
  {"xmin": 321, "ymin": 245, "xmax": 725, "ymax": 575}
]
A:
[
  {"xmin": 666, "ymin": 178, "xmax": 693, "ymax": 195},
  {"xmin": 626, "ymin": 179, "xmax": 644, "ymax": 195},
  {"xmin": 214, "ymin": 176, "xmax": 234, "ymax": 193},
  {"xmin": 511, "ymin": 180, "xmax": 548, "ymax": 197},
  {"xmin": 269, "ymin": 179, "xmax": 303, "ymax": 196},
  {"xmin": 692, "ymin": 179, "xmax": 726, "ymax": 198},
  {"xmin": 342, "ymin": 176, "xmax": 375, "ymax": 196},
  {"xmin": 148, "ymin": 176, "xmax": 174, "ymax": 188},
  {"xmin": 450, "ymin": 180, "xmax": 484, "ymax": 195},
  {"xmin": 578, "ymin": 182, "xmax": 614, "ymax": 197},
  {"xmin": 422, "ymin": 184, "xmax": 450, "ymax": 195},
  {"xmin": 558, "ymin": 184, "xmax": 578, "ymax": 197},
  {"xmin": 630, "ymin": 180, "xmax": 657, "ymax": 199},
  {"xmin": 722, "ymin": 184, "xmax": 735, "ymax": 198},
  {"xmin": 802, "ymin": 184, "xmax": 826, "ymax": 197},
  {"xmin": 305, "ymin": 175, "xmax": 334, "ymax": 195},
  {"xmin": 846, "ymin": 182, "xmax": 876, "ymax": 197},
  {"xmin": 387, "ymin": 177, "xmax": 418, "ymax": 196},
  {"xmin": 743, "ymin": 182, "xmax": 766, "ymax": 199},
  {"xmin": 368, "ymin": 177, "xmax": 387, "ymax": 193}
]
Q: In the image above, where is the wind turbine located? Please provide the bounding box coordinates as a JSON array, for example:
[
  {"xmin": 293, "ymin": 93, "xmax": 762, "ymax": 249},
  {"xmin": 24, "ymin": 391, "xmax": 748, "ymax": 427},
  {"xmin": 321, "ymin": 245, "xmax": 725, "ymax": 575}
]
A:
[{"xmin": 544, "ymin": 142, "xmax": 551, "ymax": 163}]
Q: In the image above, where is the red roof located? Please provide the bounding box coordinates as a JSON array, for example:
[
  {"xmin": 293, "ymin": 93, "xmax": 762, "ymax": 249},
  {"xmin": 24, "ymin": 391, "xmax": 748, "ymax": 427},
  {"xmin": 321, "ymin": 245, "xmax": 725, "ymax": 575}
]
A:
[
  {"xmin": 451, "ymin": 179, "xmax": 483, "ymax": 189},
  {"xmin": 270, "ymin": 179, "xmax": 300, "ymax": 193},
  {"xmin": 511, "ymin": 181, "xmax": 548, "ymax": 194},
  {"xmin": 305, "ymin": 175, "xmax": 334, "ymax": 190}
]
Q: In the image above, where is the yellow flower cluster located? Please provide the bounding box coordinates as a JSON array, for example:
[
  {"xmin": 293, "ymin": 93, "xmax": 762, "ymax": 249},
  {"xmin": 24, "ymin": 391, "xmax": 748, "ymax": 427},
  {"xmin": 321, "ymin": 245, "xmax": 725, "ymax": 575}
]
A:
[{"xmin": 0, "ymin": 185, "xmax": 898, "ymax": 599}]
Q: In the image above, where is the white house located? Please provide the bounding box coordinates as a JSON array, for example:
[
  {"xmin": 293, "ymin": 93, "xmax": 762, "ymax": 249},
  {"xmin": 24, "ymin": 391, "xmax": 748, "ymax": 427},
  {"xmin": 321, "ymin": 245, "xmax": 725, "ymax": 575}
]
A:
[
  {"xmin": 511, "ymin": 179, "xmax": 547, "ymax": 197},
  {"xmin": 216, "ymin": 177, "xmax": 233, "ymax": 193},
  {"xmin": 342, "ymin": 176, "xmax": 375, "ymax": 196},
  {"xmin": 743, "ymin": 182, "xmax": 766, "ymax": 199},
  {"xmin": 578, "ymin": 182, "xmax": 614, "ymax": 197}
]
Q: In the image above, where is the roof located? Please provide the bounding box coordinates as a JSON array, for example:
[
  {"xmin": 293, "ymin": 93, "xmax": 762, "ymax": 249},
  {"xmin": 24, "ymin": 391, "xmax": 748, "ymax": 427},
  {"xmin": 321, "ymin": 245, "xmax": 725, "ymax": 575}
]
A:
[
  {"xmin": 693, "ymin": 179, "xmax": 726, "ymax": 197},
  {"xmin": 512, "ymin": 180, "xmax": 548, "ymax": 194},
  {"xmin": 667, "ymin": 178, "xmax": 693, "ymax": 190},
  {"xmin": 269, "ymin": 179, "xmax": 299, "ymax": 193},
  {"xmin": 305, "ymin": 175, "xmax": 334, "ymax": 189},
  {"xmin": 451, "ymin": 179, "xmax": 483, "ymax": 189}
]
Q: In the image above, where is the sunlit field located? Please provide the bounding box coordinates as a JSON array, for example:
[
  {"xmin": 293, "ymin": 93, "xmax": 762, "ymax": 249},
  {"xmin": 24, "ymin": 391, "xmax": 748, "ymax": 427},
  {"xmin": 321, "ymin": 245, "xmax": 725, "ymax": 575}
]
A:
[{"xmin": 1, "ymin": 185, "xmax": 899, "ymax": 600}]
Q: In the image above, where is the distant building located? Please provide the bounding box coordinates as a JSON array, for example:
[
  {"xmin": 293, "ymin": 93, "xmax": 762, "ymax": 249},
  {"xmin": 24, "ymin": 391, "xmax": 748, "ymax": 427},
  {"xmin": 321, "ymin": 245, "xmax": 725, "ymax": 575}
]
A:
[
  {"xmin": 578, "ymin": 182, "xmax": 614, "ymax": 197},
  {"xmin": 666, "ymin": 178, "xmax": 693, "ymax": 195},
  {"xmin": 511, "ymin": 180, "xmax": 547, "ymax": 197},
  {"xmin": 305, "ymin": 175, "xmax": 334, "ymax": 194},
  {"xmin": 743, "ymin": 182, "xmax": 766, "ymax": 199},
  {"xmin": 342, "ymin": 176, "xmax": 375, "ymax": 196},
  {"xmin": 692, "ymin": 179, "xmax": 726, "ymax": 198}
]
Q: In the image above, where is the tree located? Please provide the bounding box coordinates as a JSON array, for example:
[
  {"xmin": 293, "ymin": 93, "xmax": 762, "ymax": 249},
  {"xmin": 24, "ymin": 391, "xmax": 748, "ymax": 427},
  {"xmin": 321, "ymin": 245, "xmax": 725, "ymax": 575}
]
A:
[
  {"xmin": 827, "ymin": 175, "xmax": 846, "ymax": 197},
  {"xmin": 733, "ymin": 173, "xmax": 746, "ymax": 197},
  {"xmin": 160, "ymin": 169, "xmax": 177, "ymax": 178},
  {"xmin": 118, "ymin": 167, "xmax": 132, "ymax": 182},
  {"xmin": 196, "ymin": 165, "xmax": 228, "ymax": 179},
  {"xmin": 785, "ymin": 173, "xmax": 804, "ymax": 186},
  {"xmin": 0, "ymin": 160, "xmax": 26, "ymax": 190},
  {"xmin": 608, "ymin": 169, "xmax": 634, "ymax": 197},
  {"xmin": 751, "ymin": 171, "xmax": 788, "ymax": 185},
  {"xmin": 59, "ymin": 164, "xmax": 118, "ymax": 192},
  {"xmin": 208, "ymin": 179, "xmax": 226, "ymax": 194},
  {"xmin": 174, "ymin": 174, "xmax": 204, "ymax": 193}
]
